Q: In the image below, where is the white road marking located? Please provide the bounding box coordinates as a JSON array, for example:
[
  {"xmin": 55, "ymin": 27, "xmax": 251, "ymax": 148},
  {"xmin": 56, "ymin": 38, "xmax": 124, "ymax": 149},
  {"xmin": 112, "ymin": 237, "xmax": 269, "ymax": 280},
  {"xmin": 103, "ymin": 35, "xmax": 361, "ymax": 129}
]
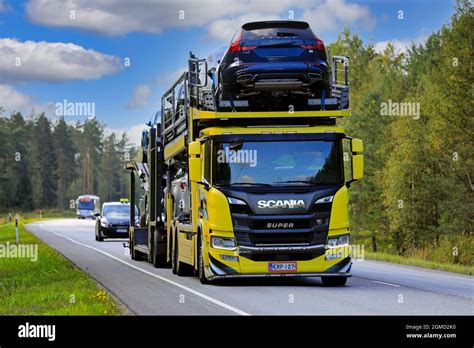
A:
[
  {"xmin": 372, "ymin": 280, "xmax": 401, "ymax": 288},
  {"xmin": 36, "ymin": 223, "xmax": 250, "ymax": 316}
]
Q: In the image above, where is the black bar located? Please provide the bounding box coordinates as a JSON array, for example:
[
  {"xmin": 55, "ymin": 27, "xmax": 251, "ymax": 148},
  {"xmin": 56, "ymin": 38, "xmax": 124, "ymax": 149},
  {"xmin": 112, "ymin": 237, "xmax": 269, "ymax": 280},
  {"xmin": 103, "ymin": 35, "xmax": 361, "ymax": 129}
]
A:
[{"xmin": 0, "ymin": 316, "xmax": 471, "ymax": 346}]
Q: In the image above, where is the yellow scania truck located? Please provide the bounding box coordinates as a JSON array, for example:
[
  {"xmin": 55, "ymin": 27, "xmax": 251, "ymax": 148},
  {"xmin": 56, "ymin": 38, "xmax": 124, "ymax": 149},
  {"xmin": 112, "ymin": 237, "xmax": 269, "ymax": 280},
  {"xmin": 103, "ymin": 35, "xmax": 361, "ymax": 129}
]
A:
[{"xmin": 126, "ymin": 54, "xmax": 363, "ymax": 285}]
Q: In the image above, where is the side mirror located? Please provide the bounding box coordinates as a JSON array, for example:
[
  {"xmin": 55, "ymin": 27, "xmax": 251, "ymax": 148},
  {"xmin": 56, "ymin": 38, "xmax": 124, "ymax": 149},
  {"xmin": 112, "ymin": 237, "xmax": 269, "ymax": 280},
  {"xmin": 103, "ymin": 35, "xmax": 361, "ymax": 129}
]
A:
[
  {"xmin": 189, "ymin": 158, "xmax": 202, "ymax": 182},
  {"xmin": 188, "ymin": 141, "xmax": 201, "ymax": 156},
  {"xmin": 352, "ymin": 155, "xmax": 364, "ymax": 180},
  {"xmin": 189, "ymin": 141, "xmax": 202, "ymax": 182},
  {"xmin": 94, "ymin": 212, "xmax": 100, "ymax": 217},
  {"xmin": 351, "ymin": 138, "xmax": 363, "ymax": 153},
  {"xmin": 351, "ymin": 138, "xmax": 364, "ymax": 181}
]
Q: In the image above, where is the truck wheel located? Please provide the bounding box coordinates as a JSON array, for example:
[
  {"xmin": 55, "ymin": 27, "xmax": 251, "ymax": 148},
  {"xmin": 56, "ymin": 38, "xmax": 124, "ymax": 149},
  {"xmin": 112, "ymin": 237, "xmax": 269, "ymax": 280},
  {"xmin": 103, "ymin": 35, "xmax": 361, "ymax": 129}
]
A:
[
  {"xmin": 130, "ymin": 232, "xmax": 138, "ymax": 261},
  {"xmin": 198, "ymin": 234, "xmax": 210, "ymax": 284},
  {"xmin": 152, "ymin": 230, "xmax": 167, "ymax": 268},
  {"xmin": 321, "ymin": 276, "xmax": 347, "ymax": 286},
  {"xmin": 171, "ymin": 230, "xmax": 178, "ymax": 274},
  {"xmin": 172, "ymin": 230, "xmax": 192, "ymax": 276}
]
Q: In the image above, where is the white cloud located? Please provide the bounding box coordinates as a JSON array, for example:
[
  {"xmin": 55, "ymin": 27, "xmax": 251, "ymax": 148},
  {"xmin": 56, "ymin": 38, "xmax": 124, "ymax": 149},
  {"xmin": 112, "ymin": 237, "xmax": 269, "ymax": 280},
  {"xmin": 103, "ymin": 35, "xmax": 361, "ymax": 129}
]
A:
[
  {"xmin": 207, "ymin": 12, "xmax": 277, "ymax": 41},
  {"xmin": 0, "ymin": 38, "xmax": 123, "ymax": 83},
  {"xmin": 0, "ymin": 85, "xmax": 32, "ymax": 113},
  {"xmin": 26, "ymin": 0, "xmax": 247, "ymax": 36},
  {"xmin": 155, "ymin": 66, "xmax": 187, "ymax": 86},
  {"xmin": 105, "ymin": 123, "xmax": 145, "ymax": 147},
  {"xmin": 374, "ymin": 35, "xmax": 428, "ymax": 54},
  {"xmin": 302, "ymin": 0, "xmax": 375, "ymax": 38},
  {"xmin": 26, "ymin": 0, "xmax": 373, "ymax": 40},
  {"xmin": 126, "ymin": 84, "xmax": 151, "ymax": 109},
  {"xmin": 0, "ymin": 84, "xmax": 53, "ymax": 116}
]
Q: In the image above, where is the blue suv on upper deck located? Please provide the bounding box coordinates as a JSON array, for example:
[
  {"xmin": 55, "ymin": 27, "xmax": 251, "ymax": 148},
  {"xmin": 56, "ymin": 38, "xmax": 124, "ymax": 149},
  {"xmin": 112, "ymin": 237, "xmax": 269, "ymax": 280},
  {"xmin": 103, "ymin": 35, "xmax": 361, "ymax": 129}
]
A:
[{"xmin": 218, "ymin": 20, "xmax": 329, "ymax": 101}]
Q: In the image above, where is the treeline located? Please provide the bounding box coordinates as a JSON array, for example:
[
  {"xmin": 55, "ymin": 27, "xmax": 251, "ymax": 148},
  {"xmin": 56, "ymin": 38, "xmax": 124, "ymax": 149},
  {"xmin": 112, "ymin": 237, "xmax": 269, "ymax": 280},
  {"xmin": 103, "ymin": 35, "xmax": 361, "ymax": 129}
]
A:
[
  {"xmin": 330, "ymin": 0, "xmax": 473, "ymax": 264},
  {"xmin": 0, "ymin": 113, "xmax": 137, "ymax": 212},
  {"xmin": 0, "ymin": 1, "xmax": 472, "ymax": 264}
]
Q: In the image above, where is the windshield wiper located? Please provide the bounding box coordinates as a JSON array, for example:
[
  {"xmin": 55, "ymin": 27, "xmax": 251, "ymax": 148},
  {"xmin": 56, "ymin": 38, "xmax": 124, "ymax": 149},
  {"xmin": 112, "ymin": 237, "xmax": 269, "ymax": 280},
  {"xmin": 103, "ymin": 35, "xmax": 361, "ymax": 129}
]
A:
[
  {"xmin": 273, "ymin": 180, "xmax": 316, "ymax": 185},
  {"xmin": 225, "ymin": 182, "xmax": 272, "ymax": 187}
]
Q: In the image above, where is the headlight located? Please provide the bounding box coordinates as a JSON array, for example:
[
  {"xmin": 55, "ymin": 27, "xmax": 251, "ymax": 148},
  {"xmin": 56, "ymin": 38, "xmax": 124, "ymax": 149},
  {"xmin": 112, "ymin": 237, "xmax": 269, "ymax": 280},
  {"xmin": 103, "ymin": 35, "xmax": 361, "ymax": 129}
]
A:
[
  {"xmin": 327, "ymin": 234, "xmax": 350, "ymax": 248},
  {"xmin": 211, "ymin": 236, "xmax": 236, "ymax": 250},
  {"xmin": 315, "ymin": 196, "xmax": 333, "ymax": 204},
  {"xmin": 100, "ymin": 218, "xmax": 109, "ymax": 227},
  {"xmin": 227, "ymin": 197, "xmax": 247, "ymax": 205}
]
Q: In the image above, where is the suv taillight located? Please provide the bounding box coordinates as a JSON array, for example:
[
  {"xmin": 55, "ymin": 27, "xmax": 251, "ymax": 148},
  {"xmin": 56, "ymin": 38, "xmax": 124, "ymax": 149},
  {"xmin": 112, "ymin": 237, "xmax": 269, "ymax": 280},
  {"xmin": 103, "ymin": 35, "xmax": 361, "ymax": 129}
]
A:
[
  {"xmin": 229, "ymin": 29, "xmax": 256, "ymax": 53},
  {"xmin": 229, "ymin": 30, "xmax": 242, "ymax": 53},
  {"xmin": 301, "ymin": 39, "xmax": 325, "ymax": 51},
  {"xmin": 301, "ymin": 30, "xmax": 325, "ymax": 51}
]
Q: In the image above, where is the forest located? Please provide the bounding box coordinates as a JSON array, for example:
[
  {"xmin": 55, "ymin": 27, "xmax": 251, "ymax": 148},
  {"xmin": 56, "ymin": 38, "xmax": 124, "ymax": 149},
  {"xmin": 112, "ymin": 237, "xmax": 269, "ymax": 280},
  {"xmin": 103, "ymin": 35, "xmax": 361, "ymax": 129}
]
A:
[
  {"xmin": 0, "ymin": 1, "xmax": 472, "ymax": 265},
  {"xmin": 0, "ymin": 114, "xmax": 136, "ymax": 212}
]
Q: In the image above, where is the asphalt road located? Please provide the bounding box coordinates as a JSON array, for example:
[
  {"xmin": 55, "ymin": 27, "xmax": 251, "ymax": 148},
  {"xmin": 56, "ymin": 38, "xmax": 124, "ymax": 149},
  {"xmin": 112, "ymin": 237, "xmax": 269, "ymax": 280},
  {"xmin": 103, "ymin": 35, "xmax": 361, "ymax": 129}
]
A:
[{"xmin": 26, "ymin": 219, "xmax": 474, "ymax": 315}]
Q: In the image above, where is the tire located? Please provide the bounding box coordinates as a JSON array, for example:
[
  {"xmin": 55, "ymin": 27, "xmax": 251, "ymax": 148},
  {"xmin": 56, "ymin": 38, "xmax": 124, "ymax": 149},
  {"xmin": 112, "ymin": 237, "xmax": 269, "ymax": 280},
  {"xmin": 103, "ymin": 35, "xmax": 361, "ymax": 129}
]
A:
[
  {"xmin": 198, "ymin": 234, "xmax": 210, "ymax": 284},
  {"xmin": 152, "ymin": 230, "xmax": 167, "ymax": 268},
  {"xmin": 221, "ymin": 87, "xmax": 230, "ymax": 101},
  {"xmin": 96, "ymin": 225, "xmax": 104, "ymax": 242},
  {"xmin": 171, "ymin": 230, "xmax": 178, "ymax": 274},
  {"xmin": 130, "ymin": 231, "xmax": 137, "ymax": 260},
  {"xmin": 172, "ymin": 230, "xmax": 192, "ymax": 276},
  {"xmin": 219, "ymin": 82, "xmax": 234, "ymax": 102},
  {"xmin": 321, "ymin": 276, "xmax": 347, "ymax": 286}
]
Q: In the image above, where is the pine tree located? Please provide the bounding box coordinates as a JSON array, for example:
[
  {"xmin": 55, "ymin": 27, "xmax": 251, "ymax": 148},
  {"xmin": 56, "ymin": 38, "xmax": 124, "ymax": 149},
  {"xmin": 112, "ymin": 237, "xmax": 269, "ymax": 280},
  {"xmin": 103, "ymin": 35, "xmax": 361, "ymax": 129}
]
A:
[
  {"xmin": 30, "ymin": 113, "xmax": 57, "ymax": 208},
  {"xmin": 9, "ymin": 112, "xmax": 34, "ymax": 210},
  {"xmin": 53, "ymin": 117, "xmax": 77, "ymax": 209}
]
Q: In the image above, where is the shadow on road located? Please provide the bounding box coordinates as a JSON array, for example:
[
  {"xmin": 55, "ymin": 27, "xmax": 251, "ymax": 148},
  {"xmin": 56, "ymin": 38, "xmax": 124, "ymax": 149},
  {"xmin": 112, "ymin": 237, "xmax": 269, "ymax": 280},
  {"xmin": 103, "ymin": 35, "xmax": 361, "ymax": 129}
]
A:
[{"xmin": 211, "ymin": 277, "xmax": 344, "ymax": 288}]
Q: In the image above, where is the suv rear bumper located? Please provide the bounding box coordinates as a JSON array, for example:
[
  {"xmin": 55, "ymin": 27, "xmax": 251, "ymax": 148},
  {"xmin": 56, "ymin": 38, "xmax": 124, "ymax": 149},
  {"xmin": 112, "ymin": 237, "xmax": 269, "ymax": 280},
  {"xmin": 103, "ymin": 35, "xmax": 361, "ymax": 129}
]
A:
[{"xmin": 222, "ymin": 61, "xmax": 329, "ymax": 91}]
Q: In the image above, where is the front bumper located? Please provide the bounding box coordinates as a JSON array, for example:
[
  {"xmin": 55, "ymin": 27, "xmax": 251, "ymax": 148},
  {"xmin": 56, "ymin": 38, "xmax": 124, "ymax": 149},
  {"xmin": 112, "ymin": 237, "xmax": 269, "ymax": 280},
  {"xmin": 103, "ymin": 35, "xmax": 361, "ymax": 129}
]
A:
[
  {"xmin": 100, "ymin": 225, "xmax": 130, "ymax": 238},
  {"xmin": 206, "ymin": 244, "xmax": 352, "ymax": 280}
]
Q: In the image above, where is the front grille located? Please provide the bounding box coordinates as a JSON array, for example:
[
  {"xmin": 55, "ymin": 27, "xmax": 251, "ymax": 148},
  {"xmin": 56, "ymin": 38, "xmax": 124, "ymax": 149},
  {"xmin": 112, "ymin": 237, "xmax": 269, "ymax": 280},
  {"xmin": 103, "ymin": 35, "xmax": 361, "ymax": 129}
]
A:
[
  {"xmin": 110, "ymin": 224, "xmax": 129, "ymax": 228},
  {"xmin": 251, "ymin": 219, "xmax": 311, "ymax": 230},
  {"xmin": 232, "ymin": 207, "xmax": 331, "ymax": 262},
  {"xmin": 250, "ymin": 232, "xmax": 313, "ymax": 246},
  {"xmin": 249, "ymin": 253, "xmax": 319, "ymax": 262}
]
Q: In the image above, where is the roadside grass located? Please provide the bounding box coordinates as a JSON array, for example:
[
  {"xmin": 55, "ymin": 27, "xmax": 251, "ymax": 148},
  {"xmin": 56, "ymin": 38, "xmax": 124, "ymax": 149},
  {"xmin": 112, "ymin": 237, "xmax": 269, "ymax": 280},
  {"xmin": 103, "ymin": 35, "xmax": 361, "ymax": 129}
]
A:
[
  {"xmin": 365, "ymin": 251, "xmax": 474, "ymax": 276},
  {"xmin": 0, "ymin": 213, "xmax": 123, "ymax": 315}
]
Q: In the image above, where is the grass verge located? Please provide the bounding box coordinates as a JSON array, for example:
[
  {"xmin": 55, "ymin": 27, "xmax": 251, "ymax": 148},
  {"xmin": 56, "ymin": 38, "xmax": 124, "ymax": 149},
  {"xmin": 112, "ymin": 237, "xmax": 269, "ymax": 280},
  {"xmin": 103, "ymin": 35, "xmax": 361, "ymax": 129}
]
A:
[
  {"xmin": 0, "ymin": 213, "xmax": 123, "ymax": 315},
  {"xmin": 365, "ymin": 251, "xmax": 474, "ymax": 276}
]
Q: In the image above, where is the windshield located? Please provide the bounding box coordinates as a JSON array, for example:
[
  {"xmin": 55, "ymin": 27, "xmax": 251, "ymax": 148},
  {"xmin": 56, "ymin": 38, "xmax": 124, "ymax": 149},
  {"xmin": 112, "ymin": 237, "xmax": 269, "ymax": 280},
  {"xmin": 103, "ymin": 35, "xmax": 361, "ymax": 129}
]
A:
[
  {"xmin": 243, "ymin": 27, "xmax": 314, "ymax": 40},
  {"xmin": 214, "ymin": 140, "xmax": 343, "ymax": 186},
  {"xmin": 78, "ymin": 200, "xmax": 94, "ymax": 210},
  {"xmin": 103, "ymin": 204, "xmax": 138, "ymax": 217}
]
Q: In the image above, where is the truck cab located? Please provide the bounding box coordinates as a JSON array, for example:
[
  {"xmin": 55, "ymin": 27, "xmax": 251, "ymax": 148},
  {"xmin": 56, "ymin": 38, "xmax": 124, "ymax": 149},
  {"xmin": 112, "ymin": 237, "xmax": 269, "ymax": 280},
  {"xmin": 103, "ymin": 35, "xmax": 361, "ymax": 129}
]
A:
[{"xmin": 126, "ymin": 53, "xmax": 363, "ymax": 285}]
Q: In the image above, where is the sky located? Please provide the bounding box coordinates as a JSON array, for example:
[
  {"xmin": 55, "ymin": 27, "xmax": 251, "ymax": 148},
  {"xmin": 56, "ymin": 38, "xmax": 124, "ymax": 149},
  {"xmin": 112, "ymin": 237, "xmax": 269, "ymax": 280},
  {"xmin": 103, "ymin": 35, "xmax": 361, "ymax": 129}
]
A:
[{"xmin": 0, "ymin": 0, "xmax": 456, "ymax": 145}]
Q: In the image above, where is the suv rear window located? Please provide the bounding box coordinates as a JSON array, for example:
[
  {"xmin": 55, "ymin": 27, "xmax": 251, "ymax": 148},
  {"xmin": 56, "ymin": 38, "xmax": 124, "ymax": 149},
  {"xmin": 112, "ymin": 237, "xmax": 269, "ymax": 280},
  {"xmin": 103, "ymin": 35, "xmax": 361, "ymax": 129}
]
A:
[{"xmin": 242, "ymin": 27, "xmax": 314, "ymax": 40}]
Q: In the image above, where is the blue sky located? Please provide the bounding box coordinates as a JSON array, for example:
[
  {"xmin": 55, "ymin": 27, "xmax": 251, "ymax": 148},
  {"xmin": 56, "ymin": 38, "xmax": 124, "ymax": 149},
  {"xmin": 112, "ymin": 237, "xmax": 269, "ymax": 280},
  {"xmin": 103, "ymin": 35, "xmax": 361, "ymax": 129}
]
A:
[{"xmin": 0, "ymin": 0, "xmax": 455, "ymax": 144}]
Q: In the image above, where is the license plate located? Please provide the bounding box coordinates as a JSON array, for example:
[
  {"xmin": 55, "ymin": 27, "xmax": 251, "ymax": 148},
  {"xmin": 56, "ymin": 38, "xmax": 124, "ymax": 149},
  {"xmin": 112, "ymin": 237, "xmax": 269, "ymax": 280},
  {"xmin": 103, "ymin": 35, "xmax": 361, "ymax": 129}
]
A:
[
  {"xmin": 116, "ymin": 228, "xmax": 127, "ymax": 233},
  {"xmin": 268, "ymin": 262, "xmax": 297, "ymax": 273}
]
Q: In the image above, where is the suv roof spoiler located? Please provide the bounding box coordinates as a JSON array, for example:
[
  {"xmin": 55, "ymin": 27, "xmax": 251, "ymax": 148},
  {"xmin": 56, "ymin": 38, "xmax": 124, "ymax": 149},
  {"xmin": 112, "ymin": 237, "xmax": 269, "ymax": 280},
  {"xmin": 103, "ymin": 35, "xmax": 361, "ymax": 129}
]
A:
[{"xmin": 242, "ymin": 20, "xmax": 309, "ymax": 31}]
